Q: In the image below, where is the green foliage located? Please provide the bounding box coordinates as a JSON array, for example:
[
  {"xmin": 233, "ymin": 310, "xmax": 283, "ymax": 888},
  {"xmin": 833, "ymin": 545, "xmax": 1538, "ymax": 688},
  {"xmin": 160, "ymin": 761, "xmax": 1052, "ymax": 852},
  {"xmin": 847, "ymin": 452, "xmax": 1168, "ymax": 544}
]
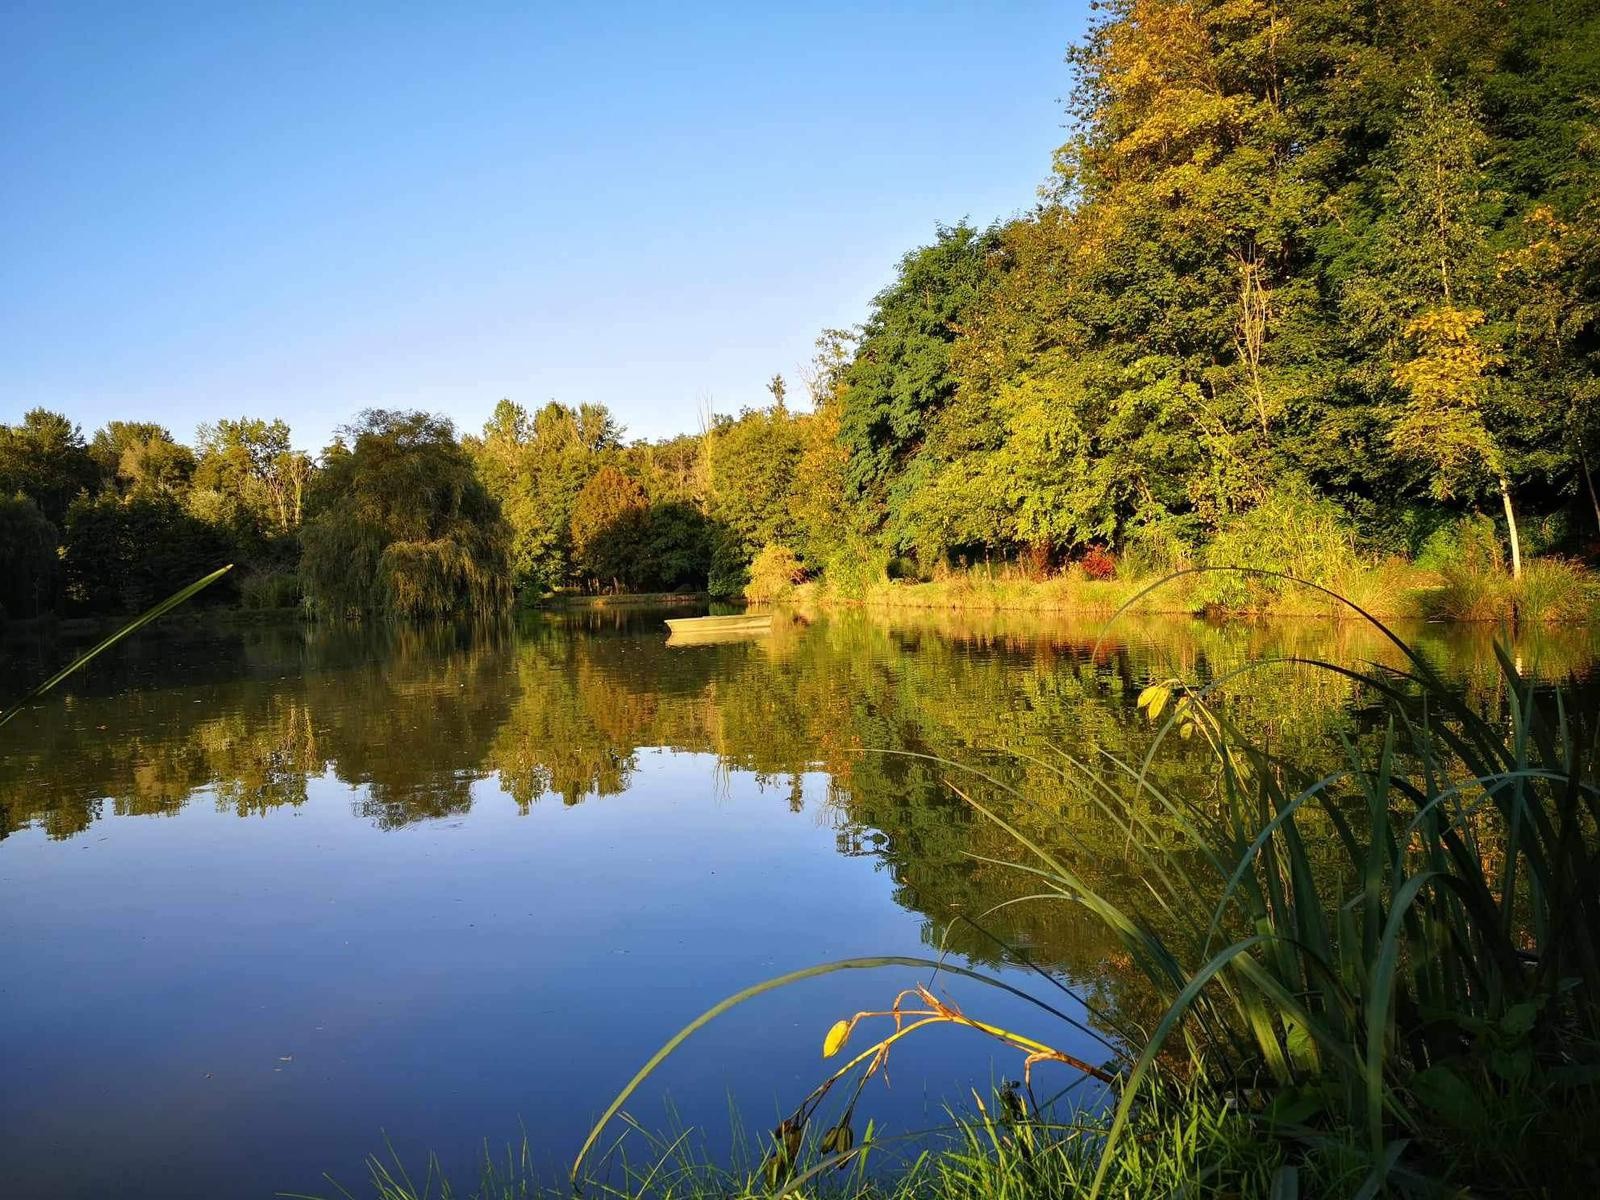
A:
[
  {"xmin": 571, "ymin": 465, "xmax": 648, "ymax": 587},
  {"xmin": 0, "ymin": 409, "xmax": 317, "ymax": 615},
  {"xmin": 707, "ymin": 529, "xmax": 749, "ymax": 600},
  {"xmin": 706, "ymin": 406, "xmax": 805, "ymax": 557},
  {"xmin": 0, "ymin": 494, "xmax": 61, "ymax": 621},
  {"xmin": 1433, "ymin": 554, "xmax": 1598, "ymax": 624},
  {"xmin": 300, "ymin": 410, "xmax": 512, "ymax": 620},
  {"xmin": 63, "ymin": 492, "xmax": 235, "ymax": 613},
  {"xmin": 1416, "ymin": 513, "xmax": 1501, "ymax": 573},
  {"xmin": 631, "ymin": 502, "xmax": 715, "ymax": 592},
  {"xmin": 1194, "ymin": 486, "xmax": 1368, "ymax": 611},
  {"xmin": 792, "ymin": 0, "xmax": 1600, "ymax": 586},
  {"xmin": 744, "ymin": 543, "xmax": 805, "ymax": 603},
  {"xmin": 839, "ymin": 223, "xmax": 1001, "ymax": 538},
  {"xmin": 239, "ymin": 571, "xmax": 305, "ymax": 611},
  {"xmin": 1515, "ymin": 557, "xmax": 1596, "ymax": 623},
  {"xmin": 14, "ymin": 0, "xmax": 1600, "ymax": 616},
  {"xmin": 189, "ymin": 416, "xmax": 312, "ymax": 568},
  {"xmin": 467, "ymin": 399, "xmax": 625, "ymax": 596},
  {"xmin": 818, "ymin": 538, "xmax": 890, "ymax": 601},
  {"xmin": 89, "ymin": 421, "xmax": 195, "ymax": 501},
  {"xmin": 0, "ymin": 409, "xmax": 99, "ymax": 526}
]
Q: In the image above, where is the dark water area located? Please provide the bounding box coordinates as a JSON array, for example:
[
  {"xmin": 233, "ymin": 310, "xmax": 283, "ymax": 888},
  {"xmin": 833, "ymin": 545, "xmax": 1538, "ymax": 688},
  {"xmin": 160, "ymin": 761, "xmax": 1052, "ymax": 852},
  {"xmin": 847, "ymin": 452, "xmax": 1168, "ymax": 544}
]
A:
[{"xmin": 2, "ymin": 607, "xmax": 1596, "ymax": 1199}]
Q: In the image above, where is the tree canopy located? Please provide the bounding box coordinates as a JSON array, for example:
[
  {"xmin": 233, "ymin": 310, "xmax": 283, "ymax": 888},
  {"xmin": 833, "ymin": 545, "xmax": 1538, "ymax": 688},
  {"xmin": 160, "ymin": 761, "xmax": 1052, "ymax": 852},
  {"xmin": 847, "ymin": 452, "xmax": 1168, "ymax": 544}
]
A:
[
  {"xmin": 300, "ymin": 410, "xmax": 512, "ymax": 620},
  {"xmin": 5, "ymin": 0, "xmax": 1598, "ymax": 620}
]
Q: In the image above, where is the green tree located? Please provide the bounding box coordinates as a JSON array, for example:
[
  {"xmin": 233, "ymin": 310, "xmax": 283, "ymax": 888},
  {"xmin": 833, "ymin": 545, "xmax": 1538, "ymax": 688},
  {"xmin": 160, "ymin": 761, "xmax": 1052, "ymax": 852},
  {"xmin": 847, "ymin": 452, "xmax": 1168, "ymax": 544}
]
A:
[
  {"xmin": 467, "ymin": 399, "xmax": 624, "ymax": 596},
  {"xmin": 632, "ymin": 501, "xmax": 714, "ymax": 592},
  {"xmin": 570, "ymin": 465, "xmax": 648, "ymax": 589},
  {"xmin": 63, "ymin": 492, "xmax": 235, "ymax": 613},
  {"xmin": 1369, "ymin": 83, "xmax": 1528, "ymax": 574},
  {"xmin": 191, "ymin": 417, "xmax": 312, "ymax": 538},
  {"xmin": 839, "ymin": 223, "xmax": 1001, "ymax": 533},
  {"xmin": 0, "ymin": 409, "xmax": 99, "ymax": 526},
  {"xmin": 0, "ymin": 494, "xmax": 60, "ymax": 620},
  {"xmin": 706, "ymin": 406, "xmax": 805, "ymax": 559},
  {"xmin": 89, "ymin": 421, "xmax": 196, "ymax": 501},
  {"xmin": 300, "ymin": 410, "xmax": 512, "ymax": 619}
]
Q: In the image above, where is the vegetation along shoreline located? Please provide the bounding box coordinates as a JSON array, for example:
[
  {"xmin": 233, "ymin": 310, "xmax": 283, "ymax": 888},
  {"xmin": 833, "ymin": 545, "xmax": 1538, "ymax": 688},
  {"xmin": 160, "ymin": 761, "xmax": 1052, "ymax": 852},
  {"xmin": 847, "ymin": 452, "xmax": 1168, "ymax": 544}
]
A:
[{"xmin": 6, "ymin": 0, "xmax": 1600, "ymax": 1196}]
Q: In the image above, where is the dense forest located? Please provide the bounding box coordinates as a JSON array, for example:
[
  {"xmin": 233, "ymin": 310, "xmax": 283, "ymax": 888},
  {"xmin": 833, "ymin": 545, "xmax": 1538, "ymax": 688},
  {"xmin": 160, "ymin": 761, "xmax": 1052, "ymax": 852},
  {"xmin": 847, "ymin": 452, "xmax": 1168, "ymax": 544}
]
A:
[{"xmin": 5, "ymin": 0, "xmax": 1599, "ymax": 622}]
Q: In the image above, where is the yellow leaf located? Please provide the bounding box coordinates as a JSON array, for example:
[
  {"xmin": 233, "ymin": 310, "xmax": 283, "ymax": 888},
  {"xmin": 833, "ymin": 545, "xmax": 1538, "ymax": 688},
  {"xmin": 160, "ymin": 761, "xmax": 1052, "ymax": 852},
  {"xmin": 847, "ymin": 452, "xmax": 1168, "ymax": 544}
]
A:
[
  {"xmin": 822, "ymin": 1019, "xmax": 851, "ymax": 1058},
  {"xmin": 1137, "ymin": 684, "xmax": 1169, "ymax": 719}
]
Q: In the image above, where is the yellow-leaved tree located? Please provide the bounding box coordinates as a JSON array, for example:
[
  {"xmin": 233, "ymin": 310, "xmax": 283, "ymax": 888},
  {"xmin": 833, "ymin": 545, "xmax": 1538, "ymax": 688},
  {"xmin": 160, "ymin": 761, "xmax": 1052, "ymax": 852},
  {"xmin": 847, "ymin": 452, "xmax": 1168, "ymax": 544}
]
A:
[{"xmin": 1389, "ymin": 306, "xmax": 1519, "ymax": 576}]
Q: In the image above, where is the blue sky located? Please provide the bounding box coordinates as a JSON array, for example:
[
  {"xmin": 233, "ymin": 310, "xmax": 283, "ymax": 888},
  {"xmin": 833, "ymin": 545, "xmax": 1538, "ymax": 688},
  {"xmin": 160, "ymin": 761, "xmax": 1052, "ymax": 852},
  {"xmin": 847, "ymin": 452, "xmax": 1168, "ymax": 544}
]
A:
[{"xmin": 1, "ymin": 2, "xmax": 1088, "ymax": 451}]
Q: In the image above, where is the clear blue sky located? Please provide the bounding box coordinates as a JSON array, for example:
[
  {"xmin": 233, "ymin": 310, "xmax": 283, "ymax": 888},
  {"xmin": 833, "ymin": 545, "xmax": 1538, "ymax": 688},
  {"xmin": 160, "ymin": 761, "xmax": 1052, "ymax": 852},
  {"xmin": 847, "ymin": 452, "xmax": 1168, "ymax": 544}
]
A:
[{"xmin": 1, "ymin": 2, "xmax": 1088, "ymax": 452}]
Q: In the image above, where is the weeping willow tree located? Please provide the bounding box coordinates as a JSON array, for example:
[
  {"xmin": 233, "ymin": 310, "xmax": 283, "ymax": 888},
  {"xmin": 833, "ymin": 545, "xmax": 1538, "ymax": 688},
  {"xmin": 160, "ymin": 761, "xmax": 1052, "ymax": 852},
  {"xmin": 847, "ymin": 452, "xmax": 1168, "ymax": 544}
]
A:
[{"xmin": 300, "ymin": 410, "xmax": 513, "ymax": 620}]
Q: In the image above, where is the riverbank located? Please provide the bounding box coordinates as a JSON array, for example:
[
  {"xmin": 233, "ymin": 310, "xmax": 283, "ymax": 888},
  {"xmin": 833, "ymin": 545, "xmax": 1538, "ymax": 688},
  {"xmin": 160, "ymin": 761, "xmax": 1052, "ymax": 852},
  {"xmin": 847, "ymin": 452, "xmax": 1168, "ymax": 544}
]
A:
[
  {"xmin": 535, "ymin": 590, "xmax": 709, "ymax": 609},
  {"xmin": 791, "ymin": 557, "xmax": 1600, "ymax": 625}
]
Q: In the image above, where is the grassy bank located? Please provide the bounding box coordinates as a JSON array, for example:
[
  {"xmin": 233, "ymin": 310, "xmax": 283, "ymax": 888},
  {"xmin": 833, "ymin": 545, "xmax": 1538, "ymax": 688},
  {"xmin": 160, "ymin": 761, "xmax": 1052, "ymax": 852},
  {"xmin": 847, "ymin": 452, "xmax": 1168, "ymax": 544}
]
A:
[
  {"xmin": 535, "ymin": 590, "xmax": 710, "ymax": 609},
  {"xmin": 791, "ymin": 558, "xmax": 1600, "ymax": 625}
]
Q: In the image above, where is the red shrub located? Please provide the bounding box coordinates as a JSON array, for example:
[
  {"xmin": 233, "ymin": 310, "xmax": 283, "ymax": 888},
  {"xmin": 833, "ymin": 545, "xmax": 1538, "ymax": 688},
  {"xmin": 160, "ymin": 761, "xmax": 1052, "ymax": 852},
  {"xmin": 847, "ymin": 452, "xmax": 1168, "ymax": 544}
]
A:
[{"xmin": 1081, "ymin": 544, "xmax": 1117, "ymax": 581}]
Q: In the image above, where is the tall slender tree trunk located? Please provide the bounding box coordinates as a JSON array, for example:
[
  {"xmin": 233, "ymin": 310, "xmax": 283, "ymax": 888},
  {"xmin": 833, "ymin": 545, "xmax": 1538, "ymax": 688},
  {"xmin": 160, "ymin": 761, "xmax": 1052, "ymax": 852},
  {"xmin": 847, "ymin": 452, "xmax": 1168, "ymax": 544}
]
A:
[
  {"xmin": 1499, "ymin": 476, "xmax": 1523, "ymax": 580},
  {"xmin": 1581, "ymin": 445, "xmax": 1600, "ymax": 537}
]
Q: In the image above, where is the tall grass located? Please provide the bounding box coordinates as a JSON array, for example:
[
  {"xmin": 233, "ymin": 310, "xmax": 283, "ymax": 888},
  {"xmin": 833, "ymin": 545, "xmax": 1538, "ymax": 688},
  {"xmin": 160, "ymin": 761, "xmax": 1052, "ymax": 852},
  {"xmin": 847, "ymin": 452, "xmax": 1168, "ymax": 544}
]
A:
[
  {"xmin": 566, "ymin": 577, "xmax": 1600, "ymax": 1197},
  {"xmin": 1429, "ymin": 556, "xmax": 1598, "ymax": 624}
]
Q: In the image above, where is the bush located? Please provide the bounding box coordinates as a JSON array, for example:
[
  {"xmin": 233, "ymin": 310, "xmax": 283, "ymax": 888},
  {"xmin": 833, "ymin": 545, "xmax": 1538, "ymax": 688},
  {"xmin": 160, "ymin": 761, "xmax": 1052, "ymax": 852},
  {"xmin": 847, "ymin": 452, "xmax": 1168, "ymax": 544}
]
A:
[
  {"xmin": 1417, "ymin": 513, "xmax": 1503, "ymax": 574},
  {"xmin": 1080, "ymin": 543, "xmax": 1116, "ymax": 580},
  {"xmin": 239, "ymin": 571, "xmax": 304, "ymax": 611},
  {"xmin": 1195, "ymin": 485, "xmax": 1368, "ymax": 612},
  {"xmin": 744, "ymin": 543, "xmax": 805, "ymax": 602},
  {"xmin": 1119, "ymin": 515, "xmax": 1197, "ymax": 578},
  {"xmin": 1515, "ymin": 557, "xmax": 1595, "ymax": 624},
  {"xmin": 819, "ymin": 538, "xmax": 889, "ymax": 600},
  {"xmin": 1428, "ymin": 555, "xmax": 1595, "ymax": 625}
]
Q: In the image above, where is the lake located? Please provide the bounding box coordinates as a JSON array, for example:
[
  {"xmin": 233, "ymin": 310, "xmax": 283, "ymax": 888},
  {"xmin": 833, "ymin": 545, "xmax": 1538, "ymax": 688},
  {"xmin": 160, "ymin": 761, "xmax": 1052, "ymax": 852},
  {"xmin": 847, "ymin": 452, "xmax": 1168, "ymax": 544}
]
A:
[{"xmin": 2, "ymin": 606, "xmax": 1596, "ymax": 1199}]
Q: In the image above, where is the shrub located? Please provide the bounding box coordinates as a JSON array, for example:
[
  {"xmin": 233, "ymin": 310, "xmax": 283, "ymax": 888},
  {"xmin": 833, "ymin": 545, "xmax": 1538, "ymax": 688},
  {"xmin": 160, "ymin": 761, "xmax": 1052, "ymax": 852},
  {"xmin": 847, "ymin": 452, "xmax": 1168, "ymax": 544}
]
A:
[
  {"xmin": 820, "ymin": 539, "xmax": 889, "ymax": 600},
  {"xmin": 1418, "ymin": 513, "xmax": 1503, "ymax": 574},
  {"xmin": 744, "ymin": 543, "xmax": 805, "ymax": 603},
  {"xmin": 1195, "ymin": 485, "xmax": 1368, "ymax": 612},
  {"xmin": 1120, "ymin": 515, "xmax": 1197, "ymax": 578},
  {"xmin": 239, "ymin": 571, "xmax": 304, "ymax": 611},
  {"xmin": 1432, "ymin": 565, "xmax": 1512, "ymax": 622},
  {"xmin": 1515, "ymin": 557, "xmax": 1595, "ymax": 624},
  {"xmin": 1080, "ymin": 543, "xmax": 1116, "ymax": 580}
]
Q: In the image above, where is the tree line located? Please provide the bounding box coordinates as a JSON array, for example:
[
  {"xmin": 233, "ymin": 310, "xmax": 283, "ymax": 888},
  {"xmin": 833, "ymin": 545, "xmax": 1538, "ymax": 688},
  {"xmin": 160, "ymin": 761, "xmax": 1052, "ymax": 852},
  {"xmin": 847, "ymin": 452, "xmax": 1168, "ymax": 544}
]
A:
[{"xmin": 4, "ymin": 0, "xmax": 1598, "ymax": 622}]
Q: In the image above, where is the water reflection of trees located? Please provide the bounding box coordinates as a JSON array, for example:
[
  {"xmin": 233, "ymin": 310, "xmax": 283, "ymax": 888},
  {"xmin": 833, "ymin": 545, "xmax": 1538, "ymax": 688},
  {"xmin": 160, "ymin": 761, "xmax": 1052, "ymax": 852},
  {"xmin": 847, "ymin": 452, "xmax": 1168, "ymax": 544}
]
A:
[{"xmin": 4, "ymin": 611, "xmax": 1595, "ymax": 1017}]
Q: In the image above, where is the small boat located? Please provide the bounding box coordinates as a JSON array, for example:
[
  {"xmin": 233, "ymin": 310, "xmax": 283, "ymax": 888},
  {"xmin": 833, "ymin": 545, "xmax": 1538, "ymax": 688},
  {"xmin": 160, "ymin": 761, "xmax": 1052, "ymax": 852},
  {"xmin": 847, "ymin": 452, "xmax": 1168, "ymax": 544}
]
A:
[{"xmin": 664, "ymin": 613, "xmax": 773, "ymax": 642}]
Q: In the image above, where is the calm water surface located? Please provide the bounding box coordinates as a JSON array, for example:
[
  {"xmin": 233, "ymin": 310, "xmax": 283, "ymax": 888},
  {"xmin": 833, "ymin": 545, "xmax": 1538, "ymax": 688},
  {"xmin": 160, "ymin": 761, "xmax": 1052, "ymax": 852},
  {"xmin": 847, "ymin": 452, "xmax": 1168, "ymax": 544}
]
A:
[{"xmin": 2, "ymin": 607, "xmax": 1595, "ymax": 1199}]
